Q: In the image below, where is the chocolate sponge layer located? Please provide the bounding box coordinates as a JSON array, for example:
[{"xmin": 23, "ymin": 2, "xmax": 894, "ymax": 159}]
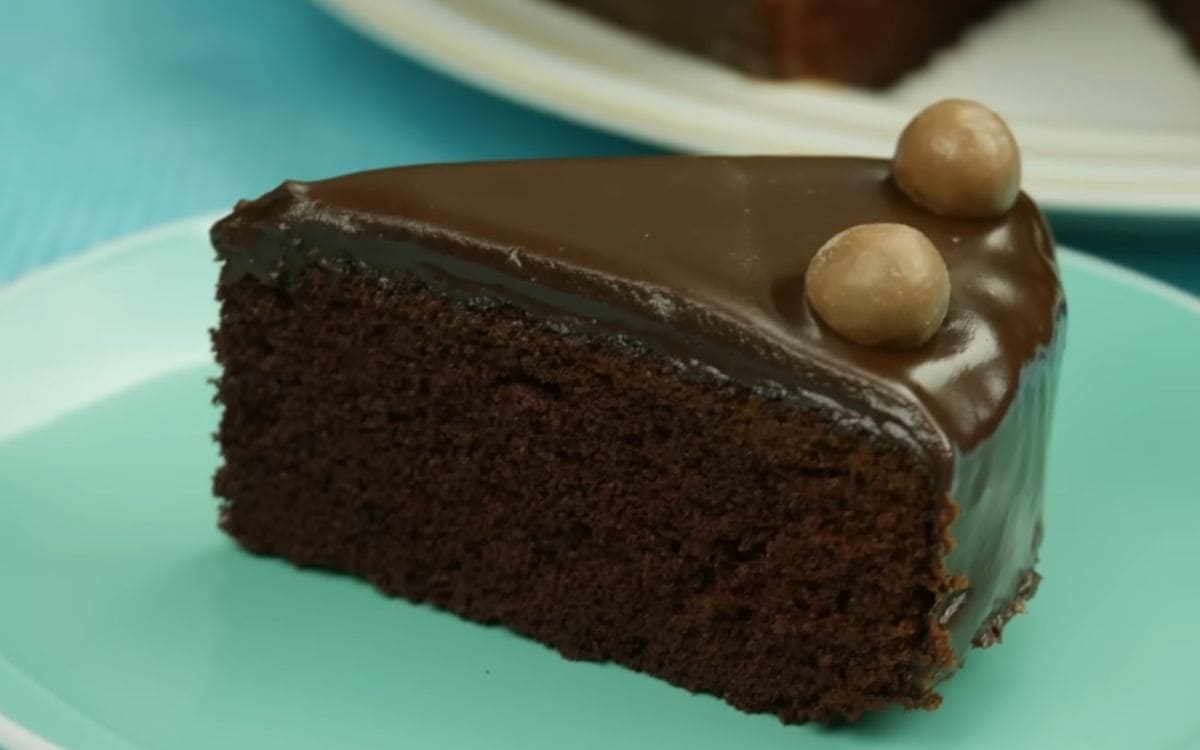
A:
[{"xmin": 212, "ymin": 264, "xmax": 957, "ymax": 723}]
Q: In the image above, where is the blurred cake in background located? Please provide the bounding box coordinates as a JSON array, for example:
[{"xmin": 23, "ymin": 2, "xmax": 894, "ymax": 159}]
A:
[
  {"xmin": 547, "ymin": 0, "xmax": 1200, "ymax": 87},
  {"xmin": 1152, "ymin": 0, "xmax": 1200, "ymax": 56}
]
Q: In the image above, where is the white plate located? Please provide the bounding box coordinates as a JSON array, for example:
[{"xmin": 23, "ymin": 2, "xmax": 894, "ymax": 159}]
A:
[{"xmin": 314, "ymin": 0, "xmax": 1200, "ymax": 216}]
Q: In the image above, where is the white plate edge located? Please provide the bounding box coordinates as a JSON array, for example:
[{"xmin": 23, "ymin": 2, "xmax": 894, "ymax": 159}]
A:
[{"xmin": 313, "ymin": 0, "xmax": 1200, "ymax": 217}]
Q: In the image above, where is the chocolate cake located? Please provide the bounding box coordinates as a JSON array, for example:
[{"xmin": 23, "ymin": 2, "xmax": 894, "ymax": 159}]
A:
[
  {"xmin": 546, "ymin": 0, "xmax": 1009, "ymax": 86},
  {"xmin": 210, "ymin": 101, "xmax": 1065, "ymax": 723},
  {"xmin": 546, "ymin": 0, "xmax": 1200, "ymax": 85},
  {"xmin": 1153, "ymin": 0, "xmax": 1200, "ymax": 56}
]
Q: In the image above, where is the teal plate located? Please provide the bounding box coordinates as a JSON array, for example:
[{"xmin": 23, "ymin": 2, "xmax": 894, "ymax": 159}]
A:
[{"xmin": 2, "ymin": 217, "xmax": 1199, "ymax": 750}]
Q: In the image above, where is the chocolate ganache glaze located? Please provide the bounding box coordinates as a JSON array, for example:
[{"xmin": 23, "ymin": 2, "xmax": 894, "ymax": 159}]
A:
[{"xmin": 214, "ymin": 155, "xmax": 1065, "ymax": 666}]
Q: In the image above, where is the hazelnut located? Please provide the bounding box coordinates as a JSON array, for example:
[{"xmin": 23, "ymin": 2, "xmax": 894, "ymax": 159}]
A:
[
  {"xmin": 893, "ymin": 99, "xmax": 1021, "ymax": 219},
  {"xmin": 805, "ymin": 223, "xmax": 950, "ymax": 349}
]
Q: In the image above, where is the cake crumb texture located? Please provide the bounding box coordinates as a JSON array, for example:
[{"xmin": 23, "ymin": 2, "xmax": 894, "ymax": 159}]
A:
[{"xmin": 212, "ymin": 264, "xmax": 958, "ymax": 723}]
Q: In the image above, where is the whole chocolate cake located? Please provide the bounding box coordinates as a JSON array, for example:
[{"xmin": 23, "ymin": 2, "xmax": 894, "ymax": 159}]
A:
[
  {"xmin": 210, "ymin": 100, "xmax": 1065, "ymax": 723},
  {"xmin": 546, "ymin": 0, "xmax": 1200, "ymax": 85},
  {"xmin": 546, "ymin": 0, "xmax": 1009, "ymax": 86}
]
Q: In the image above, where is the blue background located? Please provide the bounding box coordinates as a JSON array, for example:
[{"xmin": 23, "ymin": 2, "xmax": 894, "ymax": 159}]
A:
[{"xmin": 1, "ymin": 0, "xmax": 1197, "ymax": 293}]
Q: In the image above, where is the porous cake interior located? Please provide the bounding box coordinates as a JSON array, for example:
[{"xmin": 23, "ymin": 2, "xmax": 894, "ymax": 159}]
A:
[{"xmin": 212, "ymin": 261, "xmax": 956, "ymax": 723}]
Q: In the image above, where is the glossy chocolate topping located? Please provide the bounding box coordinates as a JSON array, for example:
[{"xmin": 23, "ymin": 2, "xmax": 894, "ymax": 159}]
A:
[
  {"xmin": 214, "ymin": 155, "xmax": 1066, "ymax": 664},
  {"xmin": 216, "ymin": 157, "xmax": 1063, "ymax": 459}
]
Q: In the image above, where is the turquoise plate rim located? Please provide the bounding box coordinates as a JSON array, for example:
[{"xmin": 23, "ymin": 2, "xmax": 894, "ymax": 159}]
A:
[{"xmin": 1, "ymin": 216, "xmax": 1198, "ymax": 750}]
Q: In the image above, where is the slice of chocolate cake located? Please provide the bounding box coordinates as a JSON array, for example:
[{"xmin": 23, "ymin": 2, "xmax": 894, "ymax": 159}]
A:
[{"xmin": 210, "ymin": 101, "xmax": 1064, "ymax": 723}]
